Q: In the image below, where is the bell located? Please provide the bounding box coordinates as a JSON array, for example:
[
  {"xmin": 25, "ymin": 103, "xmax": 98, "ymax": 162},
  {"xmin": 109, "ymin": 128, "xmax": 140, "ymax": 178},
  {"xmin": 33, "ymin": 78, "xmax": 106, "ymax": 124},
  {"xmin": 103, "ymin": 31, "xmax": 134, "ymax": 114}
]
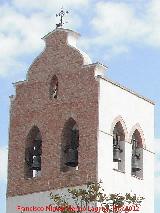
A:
[
  {"xmin": 65, "ymin": 148, "xmax": 78, "ymax": 167},
  {"xmin": 32, "ymin": 155, "xmax": 41, "ymax": 171},
  {"xmin": 33, "ymin": 144, "xmax": 42, "ymax": 156},
  {"xmin": 132, "ymin": 156, "xmax": 141, "ymax": 172},
  {"xmin": 113, "ymin": 146, "xmax": 121, "ymax": 162}
]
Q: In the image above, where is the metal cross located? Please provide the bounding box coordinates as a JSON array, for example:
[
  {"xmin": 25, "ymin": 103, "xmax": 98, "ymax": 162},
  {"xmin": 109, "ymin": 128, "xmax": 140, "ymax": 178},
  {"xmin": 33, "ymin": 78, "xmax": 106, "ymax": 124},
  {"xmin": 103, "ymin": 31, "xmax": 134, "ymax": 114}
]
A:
[{"xmin": 56, "ymin": 7, "xmax": 69, "ymax": 28}]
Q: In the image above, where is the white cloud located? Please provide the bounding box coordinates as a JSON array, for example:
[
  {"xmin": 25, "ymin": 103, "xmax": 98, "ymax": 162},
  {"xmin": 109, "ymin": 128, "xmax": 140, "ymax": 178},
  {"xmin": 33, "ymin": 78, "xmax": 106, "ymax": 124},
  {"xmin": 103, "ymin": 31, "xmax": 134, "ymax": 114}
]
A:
[
  {"xmin": 155, "ymin": 176, "xmax": 160, "ymax": 194},
  {"xmin": 0, "ymin": 6, "xmax": 46, "ymax": 76},
  {"xmin": 145, "ymin": 0, "xmax": 160, "ymax": 47},
  {"xmin": 155, "ymin": 160, "xmax": 160, "ymax": 174},
  {"xmin": 154, "ymin": 139, "xmax": 160, "ymax": 154},
  {"xmin": 91, "ymin": 1, "xmax": 150, "ymax": 45},
  {"xmin": 79, "ymin": 0, "xmax": 160, "ymax": 60},
  {"xmin": 13, "ymin": 0, "xmax": 89, "ymax": 11},
  {"xmin": 0, "ymin": 146, "xmax": 8, "ymax": 181}
]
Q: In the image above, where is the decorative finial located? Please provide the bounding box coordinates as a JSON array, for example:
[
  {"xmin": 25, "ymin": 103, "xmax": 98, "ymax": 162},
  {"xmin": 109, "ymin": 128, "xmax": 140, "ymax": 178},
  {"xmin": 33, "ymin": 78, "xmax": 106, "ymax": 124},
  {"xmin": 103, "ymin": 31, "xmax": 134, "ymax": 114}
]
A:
[{"xmin": 56, "ymin": 7, "xmax": 69, "ymax": 28}]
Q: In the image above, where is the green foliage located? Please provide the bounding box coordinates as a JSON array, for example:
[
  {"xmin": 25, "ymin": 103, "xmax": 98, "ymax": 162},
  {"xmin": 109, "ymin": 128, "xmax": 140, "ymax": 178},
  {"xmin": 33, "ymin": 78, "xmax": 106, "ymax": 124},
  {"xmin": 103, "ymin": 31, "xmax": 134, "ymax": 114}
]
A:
[{"xmin": 50, "ymin": 181, "xmax": 144, "ymax": 213}]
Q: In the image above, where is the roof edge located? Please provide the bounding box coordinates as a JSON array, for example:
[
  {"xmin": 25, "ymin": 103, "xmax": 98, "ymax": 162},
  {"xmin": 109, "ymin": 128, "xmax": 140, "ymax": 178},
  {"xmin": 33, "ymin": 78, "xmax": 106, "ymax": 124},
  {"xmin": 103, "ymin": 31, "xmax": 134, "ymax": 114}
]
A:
[{"xmin": 83, "ymin": 62, "xmax": 108, "ymax": 69}]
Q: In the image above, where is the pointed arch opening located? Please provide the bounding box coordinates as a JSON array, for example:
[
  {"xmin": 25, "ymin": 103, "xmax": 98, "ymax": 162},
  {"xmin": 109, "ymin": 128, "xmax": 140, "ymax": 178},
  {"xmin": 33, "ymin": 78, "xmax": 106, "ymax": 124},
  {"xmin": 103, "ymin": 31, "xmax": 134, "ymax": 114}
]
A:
[
  {"xmin": 131, "ymin": 129, "xmax": 143, "ymax": 179},
  {"xmin": 49, "ymin": 75, "xmax": 58, "ymax": 99},
  {"xmin": 113, "ymin": 121, "xmax": 125, "ymax": 172},
  {"xmin": 61, "ymin": 118, "xmax": 79, "ymax": 172},
  {"xmin": 24, "ymin": 126, "xmax": 42, "ymax": 178}
]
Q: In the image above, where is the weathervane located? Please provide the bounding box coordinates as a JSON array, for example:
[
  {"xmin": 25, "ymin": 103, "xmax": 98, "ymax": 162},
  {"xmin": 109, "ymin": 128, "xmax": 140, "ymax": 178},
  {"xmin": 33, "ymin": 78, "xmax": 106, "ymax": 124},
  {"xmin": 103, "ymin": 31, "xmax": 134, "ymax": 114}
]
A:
[{"xmin": 56, "ymin": 7, "xmax": 69, "ymax": 28}]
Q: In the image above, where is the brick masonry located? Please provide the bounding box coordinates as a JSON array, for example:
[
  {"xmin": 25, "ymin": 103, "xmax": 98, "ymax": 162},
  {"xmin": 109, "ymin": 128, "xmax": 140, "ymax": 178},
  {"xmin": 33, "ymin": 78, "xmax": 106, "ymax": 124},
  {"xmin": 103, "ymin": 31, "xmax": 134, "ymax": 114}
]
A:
[{"xmin": 7, "ymin": 29, "xmax": 99, "ymax": 197}]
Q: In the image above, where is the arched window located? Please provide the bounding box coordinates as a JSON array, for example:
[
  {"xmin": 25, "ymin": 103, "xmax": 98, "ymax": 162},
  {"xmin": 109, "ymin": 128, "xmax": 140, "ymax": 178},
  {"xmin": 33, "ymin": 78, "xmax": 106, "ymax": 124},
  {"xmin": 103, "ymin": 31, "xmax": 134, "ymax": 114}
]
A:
[
  {"xmin": 24, "ymin": 126, "xmax": 42, "ymax": 178},
  {"xmin": 131, "ymin": 130, "xmax": 143, "ymax": 178},
  {"xmin": 113, "ymin": 121, "xmax": 125, "ymax": 172},
  {"xmin": 49, "ymin": 75, "xmax": 58, "ymax": 99},
  {"xmin": 61, "ymin": 118, "xmax": 79, "ymax": 172}
]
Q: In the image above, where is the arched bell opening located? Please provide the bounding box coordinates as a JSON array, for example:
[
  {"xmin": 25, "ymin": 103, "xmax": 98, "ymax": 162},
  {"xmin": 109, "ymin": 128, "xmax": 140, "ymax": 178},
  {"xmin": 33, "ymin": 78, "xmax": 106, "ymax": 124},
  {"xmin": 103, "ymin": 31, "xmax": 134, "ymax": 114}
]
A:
[
  {"xmin": 113, "ymin": 121, "xmax": 125, "ymax": 172},
  {"xmin": 131, "ymin": 130, "xmax": 143, "ymax": 178},
  {"xmin": 60, "ymin": 118, "xmax": 79, "ymax": 172},
  {"xmin": 49, "ymin": 75, "xmax": 58, "ymax": 99},
  {"xmin": 24, "ymin": 126, "xmax": 42, "ymax": 178}
]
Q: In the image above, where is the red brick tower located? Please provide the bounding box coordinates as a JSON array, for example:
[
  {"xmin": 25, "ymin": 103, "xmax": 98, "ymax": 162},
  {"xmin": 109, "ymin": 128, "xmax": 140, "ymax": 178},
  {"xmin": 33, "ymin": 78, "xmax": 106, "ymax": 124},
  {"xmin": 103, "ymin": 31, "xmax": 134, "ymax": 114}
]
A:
[{"xmin": 6, "ymin": 28, "xmax": 106, "ymax": 212}]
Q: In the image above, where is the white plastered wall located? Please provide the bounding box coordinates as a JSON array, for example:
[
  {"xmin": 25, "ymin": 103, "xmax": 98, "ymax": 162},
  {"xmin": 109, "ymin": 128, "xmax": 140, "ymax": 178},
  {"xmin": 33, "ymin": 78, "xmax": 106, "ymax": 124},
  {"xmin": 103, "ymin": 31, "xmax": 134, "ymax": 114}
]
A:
[
  {"xmin": 7, "ymin": 185, "xmax": 87, "ymax": 213},
  {"xmin": 98, "ymin": 78, "xmax": 154, "ymax": 213}
]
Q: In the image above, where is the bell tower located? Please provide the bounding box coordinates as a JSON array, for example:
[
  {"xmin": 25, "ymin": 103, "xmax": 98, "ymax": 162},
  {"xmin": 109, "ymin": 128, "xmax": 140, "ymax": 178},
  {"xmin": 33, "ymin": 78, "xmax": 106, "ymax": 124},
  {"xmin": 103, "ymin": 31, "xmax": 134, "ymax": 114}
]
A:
[
  {"xmin": 6, "ymin": 28, "xmax": 106, "ymax": 213},
  {"xmin": 6, "ymin": 27, "xmax": 154, "ymax": 213}
]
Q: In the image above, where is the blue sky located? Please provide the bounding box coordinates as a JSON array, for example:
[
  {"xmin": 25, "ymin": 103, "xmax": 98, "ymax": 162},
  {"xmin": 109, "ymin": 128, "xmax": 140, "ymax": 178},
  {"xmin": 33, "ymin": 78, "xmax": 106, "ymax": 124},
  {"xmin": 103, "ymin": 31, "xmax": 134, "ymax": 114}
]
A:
[{"xmin": 0, "ymin": 0, "xmax": 160, "ymax": 212}]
